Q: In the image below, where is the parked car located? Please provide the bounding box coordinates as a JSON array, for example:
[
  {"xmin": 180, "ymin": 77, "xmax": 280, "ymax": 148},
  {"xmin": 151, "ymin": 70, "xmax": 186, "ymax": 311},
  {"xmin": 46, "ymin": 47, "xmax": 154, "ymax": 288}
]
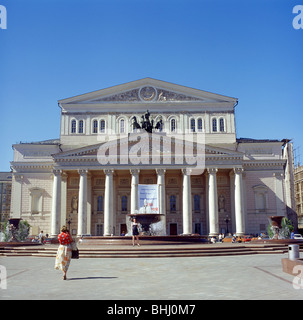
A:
[{"xmin": 293, "ymin": 234, "xmax": 303, "ymax": 240}]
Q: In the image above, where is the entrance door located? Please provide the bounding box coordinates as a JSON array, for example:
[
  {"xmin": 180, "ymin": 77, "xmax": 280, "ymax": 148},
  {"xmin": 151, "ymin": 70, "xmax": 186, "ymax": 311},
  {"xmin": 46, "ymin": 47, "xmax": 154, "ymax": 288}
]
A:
[
  {"xmin": 96, "ymin": 224, "xmax": 103, "ymax": 236},
  {"xmin": 120, "ymin": 224, "xmax": 127, "ymax": 236},
  {"xmin": 169, "ymin": 223, "xmax": 178, "ymax": 235},
  {"xmin": 194, "ymin": 223, "xmax": 202, "ymax": 235}
]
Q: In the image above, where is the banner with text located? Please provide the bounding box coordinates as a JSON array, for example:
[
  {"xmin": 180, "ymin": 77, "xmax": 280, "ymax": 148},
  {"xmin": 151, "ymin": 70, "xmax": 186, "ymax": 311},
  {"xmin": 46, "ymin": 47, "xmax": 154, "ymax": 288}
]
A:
[{"xmin": 138, "ymin": 184, "xmax": 159, "ymax": 213}]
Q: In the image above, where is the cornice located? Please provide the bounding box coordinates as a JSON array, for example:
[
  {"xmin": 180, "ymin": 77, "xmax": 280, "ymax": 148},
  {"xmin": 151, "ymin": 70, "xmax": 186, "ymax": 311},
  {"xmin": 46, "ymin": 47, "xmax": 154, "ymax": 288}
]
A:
[{"xmin": 243, "ymin": 159, "xmax": 286, "ymax": 169}]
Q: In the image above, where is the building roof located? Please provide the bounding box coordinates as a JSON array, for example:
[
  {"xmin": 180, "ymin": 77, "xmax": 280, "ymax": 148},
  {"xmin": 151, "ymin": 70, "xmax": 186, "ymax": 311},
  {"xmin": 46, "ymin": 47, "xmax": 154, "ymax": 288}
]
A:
[{"xmin": 237, "ymin": 137, "xmax": 283, "ymax": 144}]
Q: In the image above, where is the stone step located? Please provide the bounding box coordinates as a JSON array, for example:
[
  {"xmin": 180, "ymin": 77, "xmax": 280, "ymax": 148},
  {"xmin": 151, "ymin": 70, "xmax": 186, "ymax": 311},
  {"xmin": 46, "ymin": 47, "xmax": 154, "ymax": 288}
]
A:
[{"xmin": 0, "ymin": 243, "xmax": 290, "ymax": 258}]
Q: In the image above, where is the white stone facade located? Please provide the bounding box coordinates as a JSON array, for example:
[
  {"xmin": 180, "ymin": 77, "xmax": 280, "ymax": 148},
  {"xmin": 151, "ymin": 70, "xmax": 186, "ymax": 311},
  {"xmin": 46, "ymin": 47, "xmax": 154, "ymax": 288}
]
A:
[{"xmin": 10, "ymin": 78, "xmax": 296, "ymax": 237}]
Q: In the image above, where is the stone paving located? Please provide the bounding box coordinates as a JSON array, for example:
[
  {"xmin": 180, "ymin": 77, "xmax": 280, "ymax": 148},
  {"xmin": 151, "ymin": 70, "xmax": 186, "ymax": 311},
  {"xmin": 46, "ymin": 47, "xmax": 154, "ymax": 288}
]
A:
[{"xmin": 1, "ymin": 251, "xmax": 303, "ymax": 300}]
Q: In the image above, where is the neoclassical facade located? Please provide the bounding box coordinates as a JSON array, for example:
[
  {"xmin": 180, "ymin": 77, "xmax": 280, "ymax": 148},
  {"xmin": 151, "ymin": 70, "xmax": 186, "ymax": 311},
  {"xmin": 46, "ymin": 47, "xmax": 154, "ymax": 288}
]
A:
[{"xmin": 10, "ymin": 78, "xmax": 296, "ymax": 237}]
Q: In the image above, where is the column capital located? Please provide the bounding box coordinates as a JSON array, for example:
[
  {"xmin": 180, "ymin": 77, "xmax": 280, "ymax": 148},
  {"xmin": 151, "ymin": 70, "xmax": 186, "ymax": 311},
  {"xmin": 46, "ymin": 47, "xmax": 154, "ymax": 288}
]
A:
[
  {"xmin": 104, "ymin": 169, "xmax": 114, "ymax": 176},
  {"xmin": 233, "ymin": 167, "xmax": 244, "ymax": 175},
  {"xmin": 53, "ymin": 169, "xmax": 62, "ymax": 176},
  {"xmin": 78, "ymin": 169, "xmax": 89, "ymax": 176},
  {"xmin": 182, "ymin": 168, "xmax": 192, "ymax": 175},
  {"xmin": 156, "ymin": 168, "xmax": 166, "ymax": 175},
  {"xmin": 130, "ymin": 169, "xmax": 140, "ymax": 175},
  {"xmin": 207, "ymin": 168, "xmax": 218, "ymax": 175},
  {"xmin": 273, "ymin": 172, "xmax": 284, "ymax": 179},
  {"xmin": 14, "ymin": 174, "xmax": 24, "ymax": 182}
]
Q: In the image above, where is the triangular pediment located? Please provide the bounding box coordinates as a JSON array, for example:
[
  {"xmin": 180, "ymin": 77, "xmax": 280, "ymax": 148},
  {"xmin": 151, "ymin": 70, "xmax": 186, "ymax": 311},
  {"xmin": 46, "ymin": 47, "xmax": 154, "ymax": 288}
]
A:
[
  {"xmin": 53, "ymin": 134, "xmax": 243, "ymax": 162},
  {"xmin": 58, "ymin": 78, "xmax": 237, "ymax": 106}
]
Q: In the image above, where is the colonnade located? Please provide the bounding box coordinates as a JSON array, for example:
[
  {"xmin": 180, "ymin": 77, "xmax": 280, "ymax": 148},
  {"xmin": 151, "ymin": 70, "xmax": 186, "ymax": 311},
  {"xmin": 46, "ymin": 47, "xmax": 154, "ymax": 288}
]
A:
[{"xmin": 50, "ymin": 167, "xmax": 245, "ymax": 237}]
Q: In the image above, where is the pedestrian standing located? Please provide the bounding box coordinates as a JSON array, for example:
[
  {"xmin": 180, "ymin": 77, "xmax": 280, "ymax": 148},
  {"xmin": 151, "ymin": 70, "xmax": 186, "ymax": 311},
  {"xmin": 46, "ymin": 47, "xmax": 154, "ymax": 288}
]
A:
[{"xmin": 132, "ymin": 218, "xmax": 140, "ymax": 246}]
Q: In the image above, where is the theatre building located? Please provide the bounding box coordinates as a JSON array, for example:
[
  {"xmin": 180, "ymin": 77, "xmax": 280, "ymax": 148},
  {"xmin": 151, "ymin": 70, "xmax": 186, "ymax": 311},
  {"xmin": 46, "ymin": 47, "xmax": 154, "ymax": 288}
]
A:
[{"xmin": 10, "ymin": 78, "xmax": 296, "ymax": 237}]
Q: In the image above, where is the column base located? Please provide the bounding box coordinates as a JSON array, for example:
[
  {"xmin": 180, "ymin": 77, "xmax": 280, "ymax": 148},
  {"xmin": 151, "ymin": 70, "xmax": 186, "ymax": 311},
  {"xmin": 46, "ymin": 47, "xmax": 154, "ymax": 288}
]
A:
[
  {"xmin": 236, "ymin": 232, "xmax": 244, "ymax": 236},
  {"xmin": 209, "ymin": 233, "xmax": 219, "ymax": 237}
]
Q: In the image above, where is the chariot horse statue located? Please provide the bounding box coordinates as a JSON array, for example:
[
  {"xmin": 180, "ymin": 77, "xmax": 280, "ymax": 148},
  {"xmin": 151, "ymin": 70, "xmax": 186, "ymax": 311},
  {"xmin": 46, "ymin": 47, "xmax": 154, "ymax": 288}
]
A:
[{"xmin": 131, "ymin": 110, "xmax": 162, "ymax": 133}]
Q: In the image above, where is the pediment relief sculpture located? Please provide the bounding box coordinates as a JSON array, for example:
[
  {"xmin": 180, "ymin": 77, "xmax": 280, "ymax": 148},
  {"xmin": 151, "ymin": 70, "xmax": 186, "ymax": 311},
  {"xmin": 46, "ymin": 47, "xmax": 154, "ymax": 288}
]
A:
[{"xmin": 85, "ymin": 86, "xmax": 204, "ymax": 103}]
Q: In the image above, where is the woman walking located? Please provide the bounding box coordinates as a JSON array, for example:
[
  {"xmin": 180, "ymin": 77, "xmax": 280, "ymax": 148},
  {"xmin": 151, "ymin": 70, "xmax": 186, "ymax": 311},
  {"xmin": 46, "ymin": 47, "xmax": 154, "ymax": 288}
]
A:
[
  {"xmin": 55, "ymin": 226, "xmax": 73, "ymax": 280},
  {"xmin": 132, "ymin": 218, "xmax": 140, "ymax": 246}
]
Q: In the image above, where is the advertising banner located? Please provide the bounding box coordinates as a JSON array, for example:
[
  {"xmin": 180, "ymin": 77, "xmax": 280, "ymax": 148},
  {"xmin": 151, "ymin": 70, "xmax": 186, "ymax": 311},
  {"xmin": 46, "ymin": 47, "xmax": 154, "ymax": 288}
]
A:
[{"xmin": 138, "ymin": 184, "xmax": 159, "ymax": 213}]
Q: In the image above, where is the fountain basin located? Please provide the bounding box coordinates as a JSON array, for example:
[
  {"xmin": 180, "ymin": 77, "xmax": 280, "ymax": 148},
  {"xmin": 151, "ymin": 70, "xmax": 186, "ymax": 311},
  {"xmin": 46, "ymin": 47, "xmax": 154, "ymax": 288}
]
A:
[{"xmin": 127, "ymin": 213, "xmax": 164, "ymax": 235}]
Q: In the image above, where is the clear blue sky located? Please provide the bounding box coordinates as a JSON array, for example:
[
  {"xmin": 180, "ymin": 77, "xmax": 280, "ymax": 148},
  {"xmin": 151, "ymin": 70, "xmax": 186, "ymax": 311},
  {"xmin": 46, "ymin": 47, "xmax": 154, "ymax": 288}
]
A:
[{"xmin": 0, "ymin": 0, "xmax": 302, "ymax": 171}]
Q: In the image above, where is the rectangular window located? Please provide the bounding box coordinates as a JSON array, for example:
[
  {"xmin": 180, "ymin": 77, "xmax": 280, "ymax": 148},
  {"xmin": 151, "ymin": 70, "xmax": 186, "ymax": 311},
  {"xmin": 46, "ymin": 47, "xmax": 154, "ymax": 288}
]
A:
[
  {"xmin": 121, "ymin": 195, "xmax": 127, "ymax": 212},
  {"xmin": 97, "ymin": 195, "xmax": 104, "ymax": 212}
]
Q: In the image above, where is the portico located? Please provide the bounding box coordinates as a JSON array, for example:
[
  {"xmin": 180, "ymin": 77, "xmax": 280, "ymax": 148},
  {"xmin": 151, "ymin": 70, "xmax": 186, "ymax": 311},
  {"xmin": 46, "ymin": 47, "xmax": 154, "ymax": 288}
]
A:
[{"xmin": 50, "ymin": 160, "xmax": 246, "ymax": 237}]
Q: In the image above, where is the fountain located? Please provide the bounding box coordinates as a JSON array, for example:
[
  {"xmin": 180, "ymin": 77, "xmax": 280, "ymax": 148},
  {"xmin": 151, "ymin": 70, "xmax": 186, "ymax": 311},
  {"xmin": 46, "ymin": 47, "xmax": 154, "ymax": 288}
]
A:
[
  {"xmin": 268, "ymin": 216, "xmax": 284, "ymax": 240},
  {"xmin": 127, "ymin": 199, "xmax": 165, "ymax": 236},
  {"xmin": 127, "ymin": 213, "xmax": 164, "ymax": 236}
]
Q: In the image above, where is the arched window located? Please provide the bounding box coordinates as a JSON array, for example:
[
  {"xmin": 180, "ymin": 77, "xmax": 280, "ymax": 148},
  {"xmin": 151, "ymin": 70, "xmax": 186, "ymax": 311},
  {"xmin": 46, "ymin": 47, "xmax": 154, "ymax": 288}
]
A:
[
  {"xmin": 212, "ymin": 118, "xmax": 217, "ymax": 132},
  {"xmin": 219, "ymin": 118, "xmax": 225, "ymax": 132},
  {"xmin": 78, "ymin": 120, "xmax": 84, "ymax": 134},
  {"xmin": 121, "ymin": 195, "xmax": 127, "ymax": 212},
  {"xmin": 194, "ymin": 195, "xmax": 200, "ymax": 212},
  {"xmin": 170, "ymin": 119, "xmax": 176, "ymax": 132},
  {"xmin": 190, "ymin": 118, "xmax": 196, "ymax": 132},
  {"xmin": 100, "ymin": 120, "xmax": 106, "ymax": 133},
  {"xmin": 97, "ymin": 195, "xmax": 103, "ymax": 212},
  {"xmin": 197, "ymin": 118, "xmax": 203, "ymax": 132},
  {"xmin": 93, "ymin": 120, "xmax": 98, "ymax": 134},
  {"xmin": 71, "ymin": 120, "xmax": 76, "ymax": 134},
  {"xmin": 170, "ymin": 195, "xmax": 176, "ymax": 212},
  {"xmin": 120, "ymin": 119, "xmax": 125, "ymax": 133}
]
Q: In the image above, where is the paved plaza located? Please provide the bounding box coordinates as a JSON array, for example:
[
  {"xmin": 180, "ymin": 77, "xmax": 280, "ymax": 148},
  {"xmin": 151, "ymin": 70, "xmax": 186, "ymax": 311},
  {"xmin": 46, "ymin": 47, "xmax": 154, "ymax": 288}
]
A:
[{"xmin": 1, "ymin": 251, "xmax": 303, "ymax": 300}]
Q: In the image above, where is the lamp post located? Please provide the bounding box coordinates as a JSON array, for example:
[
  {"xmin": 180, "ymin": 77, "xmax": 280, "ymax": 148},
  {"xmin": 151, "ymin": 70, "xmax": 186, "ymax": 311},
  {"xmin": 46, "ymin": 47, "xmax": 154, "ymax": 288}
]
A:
[
  {"xmin": 66, "ymin": 214, "xmax": 72, "ymax": 231},
  {"xmin": 224, "ymin": 215, "xmax": 231, "ymax": 234}
]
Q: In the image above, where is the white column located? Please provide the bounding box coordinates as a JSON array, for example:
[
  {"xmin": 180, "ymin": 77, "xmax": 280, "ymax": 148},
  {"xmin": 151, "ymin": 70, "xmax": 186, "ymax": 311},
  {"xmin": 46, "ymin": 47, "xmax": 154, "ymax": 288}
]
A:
[
  {"xmin": 182, "ymin": 168, "xmax": 192, "ymax": 235},
  {"xmin": 104, "ymin": 169, "xmax": 114, "ymax": 236},
  {"xmin": 78, "ymin": 169, "xmax": 88, "ymax": 236},
  {"xmin": 208, "ymin": 168, "xmax": 219, "ymax": 236},
  {"xmin": 273, "ymin": 172, "xmax": 286, "ymax": 216},
  {"xmin": 156, "ymin": 169, "xmax": 166, "ymax": 235},
  {"xmin": 130, "ymin": 169, "xmax": 140, "ymax": 214},
  {"xmin": 60, "ymin": 173, "xmax": 68, "ymax": 230},
  {"xmin": 51, "ymin": 169, "xmax": 62, "ymax": 237},
  {"xmin": 234, "ymin": 168, "xmax": 245, "ymax": 236},
  {"xmin": 86, "ymin": 173, "xmax": 92, "ymax": 235}
]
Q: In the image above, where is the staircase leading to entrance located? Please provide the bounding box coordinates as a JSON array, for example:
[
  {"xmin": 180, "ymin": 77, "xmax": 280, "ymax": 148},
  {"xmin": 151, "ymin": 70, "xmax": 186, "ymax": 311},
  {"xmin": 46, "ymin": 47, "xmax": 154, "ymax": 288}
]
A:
[{"xmin": 0, "ymin": 242, "xmax": 299, "ymax": 258}]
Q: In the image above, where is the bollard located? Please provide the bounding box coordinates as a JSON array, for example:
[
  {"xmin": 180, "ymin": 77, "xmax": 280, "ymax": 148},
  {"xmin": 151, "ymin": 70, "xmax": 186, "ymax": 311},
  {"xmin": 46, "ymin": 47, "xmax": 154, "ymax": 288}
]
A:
[{"xmin": 288, "ymin": 244, "xmax": 300, "ymax": 261}]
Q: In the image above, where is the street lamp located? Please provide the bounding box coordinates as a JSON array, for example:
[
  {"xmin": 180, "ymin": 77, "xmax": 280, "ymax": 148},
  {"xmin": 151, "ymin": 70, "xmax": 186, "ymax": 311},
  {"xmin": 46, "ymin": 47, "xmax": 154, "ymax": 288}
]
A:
[
  {"xmin": 66, "ymin": 214, "xmax": 72, "ymax": 231},
  {"xmin": 224, "ymin": 215, "xmax": 231, "ymax": 234}
]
